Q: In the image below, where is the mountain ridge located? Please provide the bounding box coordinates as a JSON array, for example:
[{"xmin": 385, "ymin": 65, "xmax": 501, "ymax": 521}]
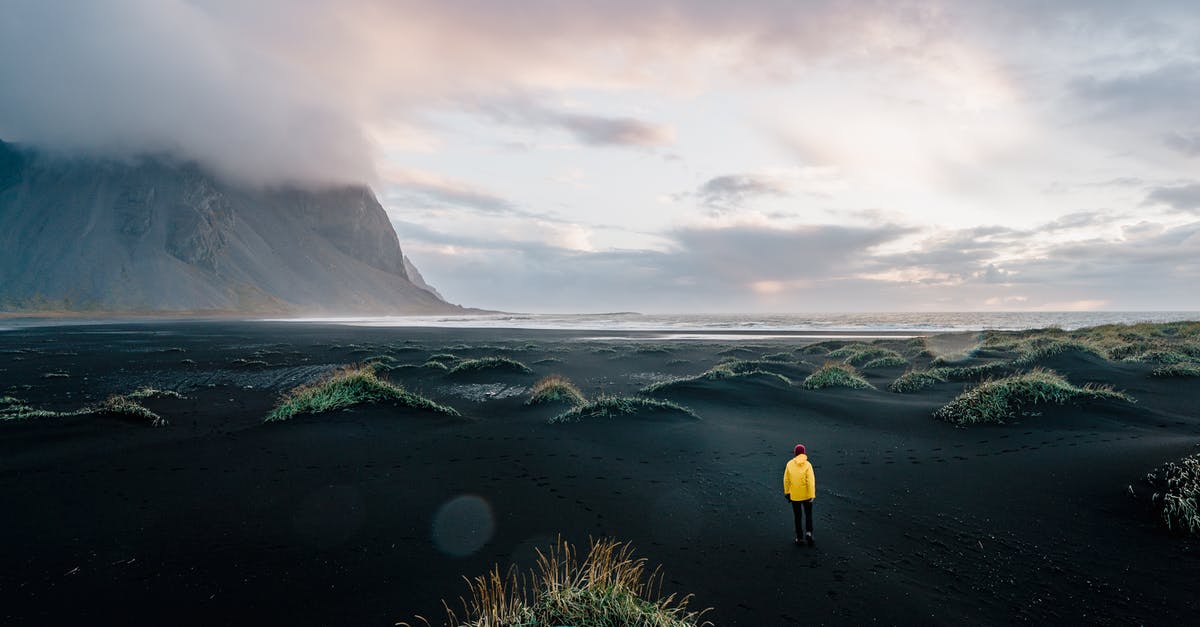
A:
[{"xmin": 0, "ymin": 141, "xmax": 471, "ymax": 314}]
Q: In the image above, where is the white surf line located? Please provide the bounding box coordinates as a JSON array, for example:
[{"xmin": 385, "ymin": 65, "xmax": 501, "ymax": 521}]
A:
[{"xmin": 579, "ymin": 333, "xmax": 922, "ymax": 341}]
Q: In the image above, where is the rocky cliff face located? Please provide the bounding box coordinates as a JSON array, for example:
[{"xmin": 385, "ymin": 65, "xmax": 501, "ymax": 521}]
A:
[{"xmin": 0, "ymin": 141, "xmax": 461, "ymax": 313}]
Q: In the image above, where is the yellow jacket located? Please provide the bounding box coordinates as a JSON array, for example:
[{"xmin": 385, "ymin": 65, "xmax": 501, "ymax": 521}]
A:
[{"xmin": 783, "ymin": 453, "xmax": 815, "ymax": 501}]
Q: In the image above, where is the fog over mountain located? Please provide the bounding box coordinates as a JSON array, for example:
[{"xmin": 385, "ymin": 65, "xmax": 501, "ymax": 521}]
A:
[{"xmin": 0, "ymin": 141, "xmax": 461, "ymax": 313}]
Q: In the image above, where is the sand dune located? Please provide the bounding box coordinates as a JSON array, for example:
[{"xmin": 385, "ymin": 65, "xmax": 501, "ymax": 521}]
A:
[{"xmin": 1, "ymin": 321, "xmax": 1198, "ymax": 625}]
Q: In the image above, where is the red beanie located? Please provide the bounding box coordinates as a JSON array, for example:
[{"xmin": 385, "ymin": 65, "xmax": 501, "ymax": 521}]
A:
[{"xmin": 794, "ymin": 444, "xmax": 806, "ymax": 456}]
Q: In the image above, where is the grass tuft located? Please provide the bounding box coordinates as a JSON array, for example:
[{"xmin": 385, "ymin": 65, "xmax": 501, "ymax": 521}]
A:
[
  {"xmin": 551, "ymin": 396, "xmax": 698, "ymax": 423},
  {"xmin": 1151, "ymin": 363, "xmax": 1200, "ymax": 378},
  {"xmin": 642, "ymin": 360, "xmax": 792, "ymax": 393},
  {"xmin": 933, "ymin": 368, "xmax": 1133, "ymax": 425},
  {"xmin": 125, "ymin": 387, "xmax": 184, "ymax": 400},
  {"xmin": 526, "ymin": 375, "xmax": 586, "ymax": 406},
  {"xmin": 1009, "ymin": 338, "xmax": 1107, "ymax": 367},
  {"xmin": 861, "ymin": 355, "xmax": 908, "ymax": 369},
  {"xmin": 89, "ymin": 394, "xmax": 168, "ymax": 427},
  {"xmin": 403, "ymin": 537, "xmax": 710, "ymax": 627},
  {"xmin": 448, "ymin": 357, "xmax": 533, "ymax": 375},
  {"xmin": 889, "ymin": 369, "xmax": 949, "ymax": 393},
  {"xmin": 1, "ymin": 392, "xmax": 169, "ymax": 426},
  {"xmin": 266, "ymin": 365, "xmax": 458, "ymax": 422},
  {"xmin": 1142, "ymin": 453, "xmax": 1200, "ymax": 536},
  {"xmin": 802, "ymin": 363, "xmax": 874, "ymax": 390},
  {"xmin": 828, "ymin": 344, "xmax": 906, "ymax": 368}
]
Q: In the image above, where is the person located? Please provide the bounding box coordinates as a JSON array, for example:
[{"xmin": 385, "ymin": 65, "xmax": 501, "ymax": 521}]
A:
[{"xmin": 783, "ymin": 443, "xmax": 816, "ymax": 546}]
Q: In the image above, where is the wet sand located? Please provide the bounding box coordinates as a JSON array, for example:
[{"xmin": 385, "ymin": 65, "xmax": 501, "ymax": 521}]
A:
[{"xmin": 1, "ymin": 321, "xmax": 1198, "ymax": 625}]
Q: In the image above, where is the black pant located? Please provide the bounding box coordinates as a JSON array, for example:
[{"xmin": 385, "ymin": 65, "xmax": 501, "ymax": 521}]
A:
[{"xmin": 791, "ymin": 499, "xmax": 813, "ymax": 538}]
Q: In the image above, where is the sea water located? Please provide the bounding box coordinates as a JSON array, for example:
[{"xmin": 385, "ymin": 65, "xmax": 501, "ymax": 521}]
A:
[{"xmin": 271, "ymin": 311, "xmax": 1200, "ymax": 334}]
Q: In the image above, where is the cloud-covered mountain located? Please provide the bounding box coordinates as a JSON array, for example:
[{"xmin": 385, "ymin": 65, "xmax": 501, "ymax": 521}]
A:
[{"xmin": 0, "ymin": 141, "xmax": 464, "ymax": 314}]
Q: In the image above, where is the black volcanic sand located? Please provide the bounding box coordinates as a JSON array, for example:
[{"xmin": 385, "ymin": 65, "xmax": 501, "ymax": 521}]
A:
[{"xmin": 2, "ymin": 321, "xmax": 1199, "ymax": 626}]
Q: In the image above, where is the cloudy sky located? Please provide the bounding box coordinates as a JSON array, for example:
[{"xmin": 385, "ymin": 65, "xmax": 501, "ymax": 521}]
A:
[{"xmin": 4, "ymin": 0, "xmax": 1200, "ymax": 313}]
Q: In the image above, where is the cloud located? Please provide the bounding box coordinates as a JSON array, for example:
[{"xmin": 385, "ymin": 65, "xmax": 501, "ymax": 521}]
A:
[
  {"xmin": 468, "ymin": 98, "xmax": 674, "ymax": 148},
  {"xmin": 393, "ymin": 219, "xmax": 912, "ymax": 311},
  {"xmin": 555, "ymin": 113, "xmax": 674, "ymax": 147},
  {"xmin": 0, "ymin": 0, "xmax": 374, "ymax": 186},
  {"xmin": 0, "ymin": 0, "xmax": 985, "ymax": 185},
  {"xmin": 693, "ymin": 174, "xmax": 790, "ymax": 210},
  {"xmin": 382, "ymin": 169, "xmax": 519, "ymax": 215},
  {"xmin": 1165, "ymin": 131, "xmax": 1200, "ymax": 157},
  {"xmin": 1145, "ymin": 182, "xmax": 1200, "ymax": 212},
  {"xmin": 1072, "ymin": 64, "xmax": 1200, "ymax": 117}
]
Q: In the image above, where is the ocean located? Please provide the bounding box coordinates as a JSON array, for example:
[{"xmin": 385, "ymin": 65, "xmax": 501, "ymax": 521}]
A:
[{"xmin": 270, "ymin": 311, "xmax": 1200, "ymax": 335}]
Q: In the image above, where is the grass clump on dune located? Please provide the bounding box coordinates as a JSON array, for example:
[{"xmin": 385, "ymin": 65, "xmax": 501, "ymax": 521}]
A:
[
  {"xmin": 1123, "ymin": 349, "xmax": 1198, "ymax": 364},
  {"xmin": 1, "ymin": 388, "xmax": 176, "ymax": 426},
  {"xmin": 402, "ymin": 537, "xmax": 710, "ymax": 627},
  {"xmin": 551, "ymin": 396, "xmax": 698, "ymax": 423},
  {"xmin": 90, "ymin": 394, "xmax": 168, "ymax": 427},
  {"xmin": 1151, "ymin": 363, "xmax": 1200, "ymax": 378},
  {"xmin": 1009, "ymin": 338, "xmax": 1107, "ymax": 367},
  {"xmin": 861, "ymin": 355, "xmax": 908, "ymax": 369},
  {"xmin": 933, "ymin": 368, "xmax": 1133, "ymax": 425},
  {"xmin": 527, "ymin": 375, "xmax": 586, "ymax": 406},
  {"xmin": 802, "ymin": 363, "xmax": 874, "ymax": 390},
  {"xmin": 125, "ymin": 388, "xmax": 184, "ymax": 400},
  {"xmin": 828, "ymin": 344, "xmax": 906, "ymax": 368},
  {"xmin": 448, "ymin": 356, "xmax": 533, "ymax": 375},
  {"xmin": 1142, "ymin": 453, "xmax": 1200, "ymax": 536},
  {"xmin": 889, "ymin": 369, "xmax": 950, "ymax": 393},
  {"xmin": 642, "ymin": 360, "xmax": 792, "ymax": 393},
  {"xmin": 0, "ymin": 397, "xmax": 76, "ymax": 421},
  {"xmin": 266, "ymin": 365, "xmax": 458, "ymax": 422}
]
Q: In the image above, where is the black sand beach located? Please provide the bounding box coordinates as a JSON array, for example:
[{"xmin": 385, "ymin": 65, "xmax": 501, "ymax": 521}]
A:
[{"xmin": 2, "ymin": 321, "xmax": 1198, "ymax": 625}]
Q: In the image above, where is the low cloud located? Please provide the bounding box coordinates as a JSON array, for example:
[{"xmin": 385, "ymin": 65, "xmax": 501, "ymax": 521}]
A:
[
  {"xmin": 694, "ymin": 174, "xmax": 790, "ymax": 210},
  {"xmin": 383, "ymin": 169, "xmax": 519, "ymax": 215},
  {"xmin": 470, "ymin": 99, "xmax": 674, "ymax": 148},
  {"xmin": 1145, "ymin": 182, "xmax": 1200, "ymax": 212},
  {"xmin": 1164, "ymin": 131, "xmax": 1200, "ymax": 157},
  {"xmin": 556, "ymin": 114, "xmax": 674, "ymax": 147}
]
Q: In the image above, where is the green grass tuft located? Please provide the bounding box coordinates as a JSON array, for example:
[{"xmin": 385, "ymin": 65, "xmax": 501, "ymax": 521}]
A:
[
  {"xmin": 933, "ymin": 368, "xmax": 1133, "ymax": 425},
  {"xmin": 89, "ymin": 394, "xmax": 168, "ymax": 427},
  {"xmin": 1009, "ymin": 338, "xmax": 1108, "ymax": 366},
  {"xmin": 802, "ymin": 363, "xmax": 874, "ymax": 390},
  {"xmin": 889, "ymin": 369, "xmax": 949, "ymax": 393},
  {"xmin": 861, "ymin": 355, "xmax": 908, "ymax": 369},
  {"xmin": 1, "ymin": 392, "xmax": 169, "ymax": 426},
  {"xmin": 266, "ymin": 365, "xmax": 459, "ymax": 422},
  {"xmin": 125, "ymin": 387, "xmax": 184, "ymax": 400},
  {"xmin": 526, "ymin": 375, "xmax": 587, "ymax": 406},
  {"xmin": 448, "ymin": 357, "xmax": 533, "ymax": 375},
  {"xmin": 1124, "ymin": 349, "xmax": 1198, "ymax": 364},
  {"xmin": 403, "ymin": 537, "xmax": 710, "ymax": 627},
  {"xmin": 551, "ymin": 396, "xmax": 698, "ymax": 423},
  {"xmin": 642, "ymin": 360, "xmax": 792, "ymax": 393},
  {"xmin": 827, "ymin": 344, "xmax": 907, "ymax": 368},
  {"xmin": 1151, "ymin": 363, "xmax": 1200, "ymax": 378},
  {"xmin": 1142, "ymin": 453, "xmax": 1200, "ymax": 536}
]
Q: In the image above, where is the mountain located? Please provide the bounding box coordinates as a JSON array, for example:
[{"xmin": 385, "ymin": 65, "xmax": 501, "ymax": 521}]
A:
[{"xmin": 0, "ymin": 141, "xmax": 467, "ymax": 314}]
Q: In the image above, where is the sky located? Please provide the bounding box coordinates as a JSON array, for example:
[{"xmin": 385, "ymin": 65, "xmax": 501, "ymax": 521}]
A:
[{"xmin": 3, "ymin": 0, "xmax": 1200, "ymax": 313}]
